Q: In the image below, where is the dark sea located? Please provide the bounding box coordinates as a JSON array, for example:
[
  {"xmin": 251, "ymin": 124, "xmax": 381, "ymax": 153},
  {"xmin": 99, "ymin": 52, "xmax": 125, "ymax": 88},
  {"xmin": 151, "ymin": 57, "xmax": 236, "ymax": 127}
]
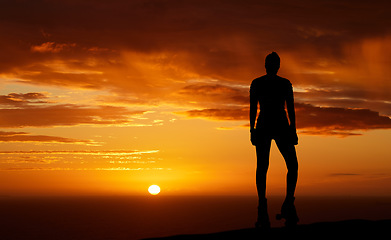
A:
[{"xmin": 0, "ymin": 195, "xmax": 390, "ymax": 240}]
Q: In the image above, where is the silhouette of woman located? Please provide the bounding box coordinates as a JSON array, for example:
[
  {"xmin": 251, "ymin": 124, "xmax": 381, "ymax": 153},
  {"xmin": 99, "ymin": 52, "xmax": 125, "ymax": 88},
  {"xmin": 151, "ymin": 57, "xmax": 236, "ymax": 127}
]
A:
[{"xmin": 249, "ymin": 52, "xmax": 299, "ymax": 228}]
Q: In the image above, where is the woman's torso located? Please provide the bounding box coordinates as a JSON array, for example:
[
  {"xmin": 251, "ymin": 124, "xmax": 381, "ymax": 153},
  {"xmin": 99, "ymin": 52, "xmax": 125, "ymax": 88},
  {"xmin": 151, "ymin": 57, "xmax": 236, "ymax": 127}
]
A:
[{"xmin": 250, "ymin": 75, "xmax": 292, "ymax": 134}]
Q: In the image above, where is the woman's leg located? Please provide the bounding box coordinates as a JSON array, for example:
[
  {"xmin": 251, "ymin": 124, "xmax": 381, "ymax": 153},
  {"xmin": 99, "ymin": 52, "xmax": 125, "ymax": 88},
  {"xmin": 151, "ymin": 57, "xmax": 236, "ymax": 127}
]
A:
[
  {"xmin": 255, "ymin": 139, "xmax": 272, "ymax": 228},
  {"xmin": 275, "ymin": 140, "xmax": 298, "ymax": 198},
  {"xmin": 255, "ymin": 138, "xmax": 272, "ymax": 199}
]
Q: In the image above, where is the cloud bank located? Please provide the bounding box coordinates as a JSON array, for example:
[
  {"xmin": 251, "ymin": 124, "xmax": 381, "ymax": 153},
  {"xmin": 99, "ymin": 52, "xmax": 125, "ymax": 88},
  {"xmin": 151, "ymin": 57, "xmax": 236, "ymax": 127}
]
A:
[{"xmin": 0, "ymin": 0, "xmax": 390, "ymax": 136}]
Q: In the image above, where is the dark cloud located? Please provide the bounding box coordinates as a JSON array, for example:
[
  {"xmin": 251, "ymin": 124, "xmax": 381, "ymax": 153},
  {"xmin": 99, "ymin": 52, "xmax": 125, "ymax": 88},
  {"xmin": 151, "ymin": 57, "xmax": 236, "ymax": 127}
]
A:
[
  {"xmin": 294, "ymin": 83, "xmax": 391, "ymax": 116},
  {"xmin": 174, "ymin": 79, "xmax": 391, "ymax": 136},
  {"xmin": 1, "ymin": 0, "xmax": 390, "ymax": 84},
  {"xmin": 295, "ymin": 103, "xmax": 391, "ymax": 131},
  {"xmin": 179, "ymin": 103, "xmax": 391, "ymax": 136},
  {"xmin": 0, "ymin": 92, "xmax": 50, "ymax": 106}
]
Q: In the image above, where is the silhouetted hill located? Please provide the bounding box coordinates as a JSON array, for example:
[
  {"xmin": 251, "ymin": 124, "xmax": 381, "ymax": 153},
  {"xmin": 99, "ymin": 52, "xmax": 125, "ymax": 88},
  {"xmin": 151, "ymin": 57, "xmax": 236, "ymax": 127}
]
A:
[{"xmin": 144, "ymin": 219, "xmax": 391, "ymax": 239}]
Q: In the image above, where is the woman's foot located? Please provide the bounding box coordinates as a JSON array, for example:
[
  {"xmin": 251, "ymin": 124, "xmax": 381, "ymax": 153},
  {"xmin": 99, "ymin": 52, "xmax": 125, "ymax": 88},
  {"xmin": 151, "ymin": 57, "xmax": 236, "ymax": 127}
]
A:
[{"xmin": 255, "ymin": 198, "xmax": 271, "ymax": 229}]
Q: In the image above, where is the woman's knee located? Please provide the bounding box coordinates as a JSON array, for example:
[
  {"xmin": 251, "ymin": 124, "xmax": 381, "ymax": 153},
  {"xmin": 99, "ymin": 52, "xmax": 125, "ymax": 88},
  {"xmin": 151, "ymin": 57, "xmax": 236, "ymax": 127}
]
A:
[
  {"xmin": 256, "ymin": 164, "xmax": 269, "ymax": 175},
  {"xmin": 287, "ymin": 160, "xmax": 298, "ymax": 172}
]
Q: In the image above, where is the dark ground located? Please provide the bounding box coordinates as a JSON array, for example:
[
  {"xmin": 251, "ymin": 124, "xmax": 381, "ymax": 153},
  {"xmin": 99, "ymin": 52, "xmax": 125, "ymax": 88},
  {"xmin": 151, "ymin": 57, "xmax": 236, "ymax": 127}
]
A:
[
  {"xmin": 144, "ymin": 219, "xmax": 391, "ymax": 240},
  {"xmin": 1, "ymin": 196, "xmax": 390, "ymax": 239}
]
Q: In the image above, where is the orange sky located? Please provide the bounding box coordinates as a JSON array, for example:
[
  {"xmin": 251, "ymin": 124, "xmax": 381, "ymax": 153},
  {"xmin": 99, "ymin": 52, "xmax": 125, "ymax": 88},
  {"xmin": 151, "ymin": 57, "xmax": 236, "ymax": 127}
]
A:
[{"xmin": 0, "ymin": 0, "xmax": 390, "ymax": 196}]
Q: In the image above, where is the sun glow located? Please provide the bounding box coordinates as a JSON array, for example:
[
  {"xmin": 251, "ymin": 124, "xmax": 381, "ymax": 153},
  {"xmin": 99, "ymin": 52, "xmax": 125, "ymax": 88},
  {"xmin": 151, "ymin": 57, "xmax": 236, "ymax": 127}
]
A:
[{"xmin": 148, "ymin": 185, "xmax": 161, "ymax": 195}]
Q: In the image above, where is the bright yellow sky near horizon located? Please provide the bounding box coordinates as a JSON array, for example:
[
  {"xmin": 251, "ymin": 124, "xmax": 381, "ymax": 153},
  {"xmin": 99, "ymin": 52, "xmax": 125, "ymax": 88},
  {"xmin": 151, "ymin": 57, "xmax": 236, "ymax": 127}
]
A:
[{"xmin": 0, "ymin": 1, "xmax": 390, "ymax": 196}]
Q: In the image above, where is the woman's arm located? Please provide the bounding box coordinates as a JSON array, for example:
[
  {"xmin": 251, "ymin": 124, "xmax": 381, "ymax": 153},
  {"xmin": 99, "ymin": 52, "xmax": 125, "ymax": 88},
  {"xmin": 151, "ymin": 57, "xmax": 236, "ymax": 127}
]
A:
[
  {"xmin": 250, "ymin": 85, "xmax": 258, "ymax": 131},
  {"xmin": 286, "ymin": 84, "xmax": 296, "ymax": 129},
  {"xmin": 286, "ymin": 97, "xmax": 296, "ymax": 129},
  {"xmin": 286, "ymin": 82, "xmax": 298, "ymax": 145},
  {"xmin": 249, "ymin": 87, "xmax": 258, "ymax": 146}
]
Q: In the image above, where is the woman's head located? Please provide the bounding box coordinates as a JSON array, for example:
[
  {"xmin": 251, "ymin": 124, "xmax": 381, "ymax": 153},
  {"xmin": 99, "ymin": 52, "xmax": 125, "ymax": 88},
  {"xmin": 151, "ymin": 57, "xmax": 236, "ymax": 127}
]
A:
[{"xmin": 265, "ymin": 52, "xmax": 280, "ymax": 75}]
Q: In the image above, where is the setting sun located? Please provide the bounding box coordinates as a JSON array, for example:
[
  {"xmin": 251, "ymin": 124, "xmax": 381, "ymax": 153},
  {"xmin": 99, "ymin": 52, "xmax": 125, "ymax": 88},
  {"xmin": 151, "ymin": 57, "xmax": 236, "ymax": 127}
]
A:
[
  {"xmin": 1, "ymin": 1, "xmax": 391, "ymax": 239},
  {"xmin": 148, "ymin": 185, "xmax": 161, "ymax": 195}
]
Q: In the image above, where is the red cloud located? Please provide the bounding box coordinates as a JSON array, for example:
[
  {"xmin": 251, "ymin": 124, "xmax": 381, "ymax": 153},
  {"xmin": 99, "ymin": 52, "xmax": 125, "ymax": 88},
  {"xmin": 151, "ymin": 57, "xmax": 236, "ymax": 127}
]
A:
[
  {"xmin": 31, "ymin": 42, "xmax": 77, "ymax": 53},
  {"xmin": 183, "ymin": 108, "xmax": 248, "ymax": 121},
  {"xmin": 176, "ymin": 83, "xmax": 248, "ymax": 107},
  {"xmin": 0, "ymin": 0, "xmax": 390, "ymax": 139}
]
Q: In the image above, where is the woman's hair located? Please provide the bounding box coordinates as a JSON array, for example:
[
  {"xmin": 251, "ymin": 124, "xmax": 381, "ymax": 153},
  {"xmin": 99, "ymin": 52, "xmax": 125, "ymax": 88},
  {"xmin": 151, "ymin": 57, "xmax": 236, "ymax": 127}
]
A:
[{"xmin": 265, "ymin": 52, "xmax": 280, "ymax": 74}]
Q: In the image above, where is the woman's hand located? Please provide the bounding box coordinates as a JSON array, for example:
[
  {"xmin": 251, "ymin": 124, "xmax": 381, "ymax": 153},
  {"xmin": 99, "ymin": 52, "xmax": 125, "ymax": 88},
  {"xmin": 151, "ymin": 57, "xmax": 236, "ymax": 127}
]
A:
[
  {"xmin": 290, "ymin": 126, "xmax": 298, "ymax": 145},
  {"xmin": 250, "ymin": 129, "xmax": 257, "ymax": 146}
]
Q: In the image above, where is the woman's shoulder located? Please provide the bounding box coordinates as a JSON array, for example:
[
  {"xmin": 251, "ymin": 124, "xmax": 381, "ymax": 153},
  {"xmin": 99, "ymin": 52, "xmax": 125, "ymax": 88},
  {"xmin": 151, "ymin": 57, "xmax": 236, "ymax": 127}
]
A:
[
  {"xmin": 251, "ymin": 75, "xmax": 266, "ymax": 82},
  {"xmin": 250, "ymin": 75, "xmax": 292, "ymax": 89},
  {"xmin": 250, "ymin": 75, "xmax": 268, "ymax": 86},
  {"xmin": 276, "ymin": 75, "xmax": 292, "ymax": 85}
]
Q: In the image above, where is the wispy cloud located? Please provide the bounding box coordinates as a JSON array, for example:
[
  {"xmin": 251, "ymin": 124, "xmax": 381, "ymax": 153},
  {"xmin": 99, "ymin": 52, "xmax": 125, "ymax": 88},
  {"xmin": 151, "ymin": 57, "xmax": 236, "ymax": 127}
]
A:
[
  {"xmin": 0, "ymin": 150, "xmax": 162, "ymax": 171},
  {"xmin": 328, "ymin": 173, "xmax": 361, "ymax": 177},
  {"xmin": 0, "ymin": 103, "xmax": 145, "ymax": 128},
  {"xmin": 0, "ymin": 167, "xmax": 165, "ymax": 171},
  {"xmin": 0, "ymin": 150, "xmax": 159, "ymax": 155},
  {"xmin": 180, "ymin": 108, "xmax": 248, "ymax": 121},
  {"xmin": 0, "ymin": 131, "xmax": 95, "ymax": 144}
]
